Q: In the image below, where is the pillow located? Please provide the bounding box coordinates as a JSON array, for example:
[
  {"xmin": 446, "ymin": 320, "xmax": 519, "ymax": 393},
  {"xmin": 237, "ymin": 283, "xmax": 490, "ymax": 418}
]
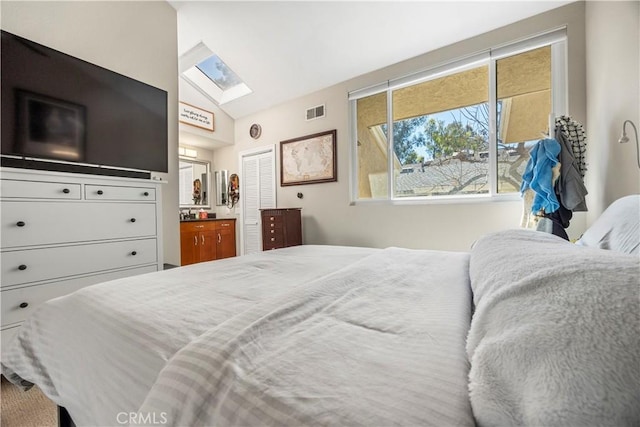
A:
[
  {"xmin": 576, "ymin": 194, "xmax": 639, "ymax": 254},
  {"xmin": 467, "ymin": 229, "xmax": 640, "ymax": 427}
]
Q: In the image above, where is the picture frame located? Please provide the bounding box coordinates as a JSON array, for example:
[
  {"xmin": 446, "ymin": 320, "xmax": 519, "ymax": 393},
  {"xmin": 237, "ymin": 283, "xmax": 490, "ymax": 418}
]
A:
[
  {"xmin": 280, "ymin": 129, "xmax": 337, "ymax": 186},
  {"xmin": 16, "ymin": 90, "xmax": 86, "ymax": 162},
  {"xmin": 179, "ymin": 101, "xmax": 214, "ymax": 132}
]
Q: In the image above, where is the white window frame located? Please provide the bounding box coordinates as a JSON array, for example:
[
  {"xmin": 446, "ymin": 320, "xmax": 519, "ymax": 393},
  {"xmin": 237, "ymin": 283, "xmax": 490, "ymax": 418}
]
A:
[{"xmin": 349, "ymin": 28, "xmax": 567, "ymax": 205}]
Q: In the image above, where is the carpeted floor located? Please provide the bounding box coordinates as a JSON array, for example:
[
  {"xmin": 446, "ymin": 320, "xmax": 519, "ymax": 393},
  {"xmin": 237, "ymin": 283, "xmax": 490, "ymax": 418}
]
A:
[{"xmin": 1, "ymin": 376, "xmax": 57, "ymax": 426}]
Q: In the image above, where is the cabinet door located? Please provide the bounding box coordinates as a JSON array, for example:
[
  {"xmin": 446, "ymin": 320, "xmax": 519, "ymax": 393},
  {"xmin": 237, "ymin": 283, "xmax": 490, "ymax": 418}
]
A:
[
  {"xmin": 198, "ymin": 229, "xmax": 217, "ymax": 263},
  {"xmin": 216, "ymin": 223, "xmax": 236, "ymax": 259},
  {"xmin": 180, "ymin": 230, "xmax": 199, "ymax": 266}
]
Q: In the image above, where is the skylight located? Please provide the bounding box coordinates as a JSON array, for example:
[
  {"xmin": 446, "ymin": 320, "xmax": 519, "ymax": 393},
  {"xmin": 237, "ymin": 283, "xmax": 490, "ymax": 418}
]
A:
[
  {"xmin": 180, "ymin": 42, "xmax": 252, "ymax": 105},
  {"xmin": 196, "ymin": 54, "xmax": 242, "ymax": 91}
]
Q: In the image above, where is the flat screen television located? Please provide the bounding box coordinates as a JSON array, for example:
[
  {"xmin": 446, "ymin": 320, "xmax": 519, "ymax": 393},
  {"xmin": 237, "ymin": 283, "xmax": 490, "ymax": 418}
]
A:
[{"xmin": 1, "ymin": 30, "xmax": 168, "ymax": 178}]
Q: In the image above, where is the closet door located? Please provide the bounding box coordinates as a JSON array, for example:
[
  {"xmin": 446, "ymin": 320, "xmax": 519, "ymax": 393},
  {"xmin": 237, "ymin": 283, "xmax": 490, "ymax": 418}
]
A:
[{"xmin": 241, "ymin": 148, "xmax": 275, "ymax": 255}]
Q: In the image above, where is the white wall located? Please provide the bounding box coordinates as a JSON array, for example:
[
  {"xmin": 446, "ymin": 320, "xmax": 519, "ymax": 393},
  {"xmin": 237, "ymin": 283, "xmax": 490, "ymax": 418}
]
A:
[
  {"xmin": 214, "ymin": 2, "xmax": 588, "ymax": 251},
  {"xmin": 175, "ymin": 4, "xmax": 235, "ymax": 151},
  {"xmin": 179, "ymin": 80, "xmax": 235, "ymax": 148},
  {"xmin": 1, "ymin": 1, "xmax": 180, "ymax": 266},
  {"xmin": 585, "ymin": 1, "xmax": 640, "ymax": 223}
]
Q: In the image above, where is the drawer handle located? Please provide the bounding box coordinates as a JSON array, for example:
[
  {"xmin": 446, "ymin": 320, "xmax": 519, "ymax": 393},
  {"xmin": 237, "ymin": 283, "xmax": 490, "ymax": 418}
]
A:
[
  {"xmin": 131, "ymin": 251, "xmax": 137, "ymax": 256},
  {"xmin": 16, "ymin": 221, "xmax": 25, "ymax": 227},
  {"xmin": 195, "ymin": 225, "xmax": 204, "ymax": 229},
  {"xmin": 270, "ymin": 224, "xmax": 275, "ymax": 228},
  {"xmin": 143, "ymin": 191, "xmax": 150, "ymax": 196},
  {"xmin": 97, "ymin": 190, "xmax": 104, "ymax": 195},
  {"xmin": 62, "ymin": 188, "xmax": 70, "ymax": 194},
  {"xmin": 18, "ymin": 264, "xmax": 27, "ymax": 271},
  {"xmin": 270, "ymin": 217, "xmax": 275, "ymax": 221},
  {"xmin": 220, "ymin": 223, "xmax": 230, "ymax": 227},
  {"xmin": 19, "ymin": 302, "xmax": 29, "ymax": 309},
  {"xmin": 130, "ymin": 218, "xmax": 136, "ymax": 223},
  {"xmin": 271, "ymin": 237, "xmax": 275, "ymax": 242},
  {"xmin": 270, "ymin": 230, "xmax": 275, "ymax": 234}
]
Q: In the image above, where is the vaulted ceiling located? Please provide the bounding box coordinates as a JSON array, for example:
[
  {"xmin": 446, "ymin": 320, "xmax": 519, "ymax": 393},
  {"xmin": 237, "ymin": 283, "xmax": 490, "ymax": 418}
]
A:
[{"xmin": 170, "ymin": 1, "xmax": 572, "ymax": 119}]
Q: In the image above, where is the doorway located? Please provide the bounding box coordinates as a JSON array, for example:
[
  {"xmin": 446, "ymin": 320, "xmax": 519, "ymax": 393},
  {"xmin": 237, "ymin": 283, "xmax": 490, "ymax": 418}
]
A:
[{"xmin": 239, "ymin": 146, "xmax": 276, "ymax": 255}]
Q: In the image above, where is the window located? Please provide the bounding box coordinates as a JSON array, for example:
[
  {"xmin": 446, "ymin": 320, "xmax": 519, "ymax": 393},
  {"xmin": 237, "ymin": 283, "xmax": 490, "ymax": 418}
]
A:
[
  {"xmin": 196, "ymin": 54, "xmax": 243, "ymax": 91},
  {"xmin": 350, "ymin": 30, "xmax": 566, "ymax": 202},
  {"xmin": 180, "ymin": 42, "xmax": 252, "ymax": 105}
]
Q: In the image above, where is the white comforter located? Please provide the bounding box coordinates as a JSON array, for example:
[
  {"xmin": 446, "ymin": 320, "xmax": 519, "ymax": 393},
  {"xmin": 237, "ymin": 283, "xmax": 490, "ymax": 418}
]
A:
[
  {"xmin": 2, "ymin": 245, "xmax": 475, "ymax": 426},
  {"xmin": 2, "ymin": 245, "xmax": 377, "ymax": 425},
  {"xmin": 138, "ymin": 247, "xmax": 474, "ymax": 426}
]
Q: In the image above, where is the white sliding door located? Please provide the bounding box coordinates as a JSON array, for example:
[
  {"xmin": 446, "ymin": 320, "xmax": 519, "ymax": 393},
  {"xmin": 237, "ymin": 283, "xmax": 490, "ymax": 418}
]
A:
[{"xmin": 240, "ymin": 146, "xmax": 276, "ymax": 255}]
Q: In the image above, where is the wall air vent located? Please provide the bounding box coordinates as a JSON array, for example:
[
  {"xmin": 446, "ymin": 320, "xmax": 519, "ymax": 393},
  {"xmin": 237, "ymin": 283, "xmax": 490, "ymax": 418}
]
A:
[{"xmin": 305, "ymin": 104, "xmax": 325, "ymax": 121}]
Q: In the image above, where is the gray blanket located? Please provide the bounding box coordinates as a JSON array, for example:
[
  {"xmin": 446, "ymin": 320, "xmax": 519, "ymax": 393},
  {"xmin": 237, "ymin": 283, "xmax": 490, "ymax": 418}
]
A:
[{"xmin": 467, "ymin": 229, "xmax": 640, "ymax": 426}]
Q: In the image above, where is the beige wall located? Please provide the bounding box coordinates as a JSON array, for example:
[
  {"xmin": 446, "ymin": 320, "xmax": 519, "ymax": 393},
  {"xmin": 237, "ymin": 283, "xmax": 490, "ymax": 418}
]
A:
[
  {"xmin": 1, "ymin": 1, "xmax": 180, "ymax": 265},
  {"xmin": 215, "ymin": 2, "xmax": 588, "ymax": 251},
  {"xmin": 585, "ymin": 1, "xmax": 640, "ymax": 223}
]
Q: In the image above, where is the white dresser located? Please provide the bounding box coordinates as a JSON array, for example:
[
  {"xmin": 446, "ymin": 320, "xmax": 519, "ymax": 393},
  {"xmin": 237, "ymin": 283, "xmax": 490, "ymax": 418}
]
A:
[{"xmin": 0, "ymin": 167, "xmax": 163, "ymax": 349}]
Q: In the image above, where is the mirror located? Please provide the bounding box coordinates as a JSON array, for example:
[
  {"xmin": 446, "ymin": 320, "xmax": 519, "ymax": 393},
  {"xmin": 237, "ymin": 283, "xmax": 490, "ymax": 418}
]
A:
[
  {"xmin": 214, "ymin": 170, "xmax": 228, "ymax": 206},
  {"xmin": 179, "ymin": 158, "xmax": 210, "ymax": 208}
]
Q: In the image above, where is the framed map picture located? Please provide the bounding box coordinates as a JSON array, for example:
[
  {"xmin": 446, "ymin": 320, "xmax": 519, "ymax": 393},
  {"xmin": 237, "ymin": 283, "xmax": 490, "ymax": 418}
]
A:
[{"xmin": 280, "ymin": 130, "xmax": 337, "ymax": 186}]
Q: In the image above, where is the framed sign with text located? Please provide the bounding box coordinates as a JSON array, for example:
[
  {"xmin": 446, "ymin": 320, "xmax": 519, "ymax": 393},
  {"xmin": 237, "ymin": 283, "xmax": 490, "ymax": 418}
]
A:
[{"xmin": 179, "ymin": 102, "xmax": 214, "ymax": 132}]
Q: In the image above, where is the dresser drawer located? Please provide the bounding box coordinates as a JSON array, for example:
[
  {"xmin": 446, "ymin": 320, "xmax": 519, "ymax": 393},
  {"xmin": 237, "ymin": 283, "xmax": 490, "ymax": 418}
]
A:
[
  {"xmin": 264, "ymin": 227, "xmax": 284, "ymax": 237},
  {"xmin": 1, "ymin": 179, "xmax": 81, "ymax": 200},
  {"xmin": 263, "ymin": 220, "xmax": 284, "ymax": 231},
  {"xmin": 263, "ymin": 232, "xmax": 285, "ymax": 249},
  {"xmin": 263, "ymin": 214, "xmax": 284, "ymax": 224},
  {"xmin": 1, "ymin": 238, "xmax": 157, "ymax": 288},
  {"xmin": 85, "ymin": 184, "xmax": 156, "ymax": 201},
  {"xmin": 2, "ymin": 201, "xmax": 157, "ymax": 248},
  {"xmin": 1, "ymin": 265, "xmax": 157, "ymax": 327}
]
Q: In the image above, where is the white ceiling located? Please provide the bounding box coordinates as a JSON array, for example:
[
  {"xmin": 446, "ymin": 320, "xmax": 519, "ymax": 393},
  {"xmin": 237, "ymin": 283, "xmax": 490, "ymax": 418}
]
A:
[{"xmin": 170, "ymin": 1, "xmax": 572, "ymax": 120}]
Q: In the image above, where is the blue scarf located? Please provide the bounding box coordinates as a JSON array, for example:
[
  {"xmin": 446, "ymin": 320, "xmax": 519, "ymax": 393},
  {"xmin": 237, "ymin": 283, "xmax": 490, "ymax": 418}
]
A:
[{"xmin": 521, "ymin": 138, "xmax": 561, "ymax": 214}]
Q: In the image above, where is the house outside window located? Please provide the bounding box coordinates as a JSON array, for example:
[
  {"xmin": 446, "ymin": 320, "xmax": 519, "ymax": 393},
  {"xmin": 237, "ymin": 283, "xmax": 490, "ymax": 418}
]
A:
[{"xmin": 349, "ymin": 29, "xmax": 567, "ymax": 203}]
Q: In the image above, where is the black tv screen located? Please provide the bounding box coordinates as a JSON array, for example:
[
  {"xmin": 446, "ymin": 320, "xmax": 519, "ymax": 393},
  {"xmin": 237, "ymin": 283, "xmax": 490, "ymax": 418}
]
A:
[{"xmin": 1, "ymin": 30, "xmax": 168, "ymax": 176}]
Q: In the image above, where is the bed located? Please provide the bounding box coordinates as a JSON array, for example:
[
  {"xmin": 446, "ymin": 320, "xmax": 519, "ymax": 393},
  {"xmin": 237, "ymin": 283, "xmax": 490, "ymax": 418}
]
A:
[{"xmin": 2, "ymin": 196, "xmax": 639, "ymax": 426}]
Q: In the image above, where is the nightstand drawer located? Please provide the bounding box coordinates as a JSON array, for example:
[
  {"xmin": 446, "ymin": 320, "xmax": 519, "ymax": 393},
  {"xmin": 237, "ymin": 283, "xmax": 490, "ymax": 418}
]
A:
[
  {"xmin": 1, "ymin": 238, "xmax": 157, "ymax": 288},
  {"xmin": 85, "ymin": 184, "xmax": 156, "ymax": 201},
  {"xmin": 1, "ymin": 179, "xmax": 81, "ymax": 200},
  {"xmin": 2, "ymin": 201, "xmax": 157, "ymax": 248},
  {"xmin": 1, "ymin": 265, "xmax": 157, "ymax": 327}
]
